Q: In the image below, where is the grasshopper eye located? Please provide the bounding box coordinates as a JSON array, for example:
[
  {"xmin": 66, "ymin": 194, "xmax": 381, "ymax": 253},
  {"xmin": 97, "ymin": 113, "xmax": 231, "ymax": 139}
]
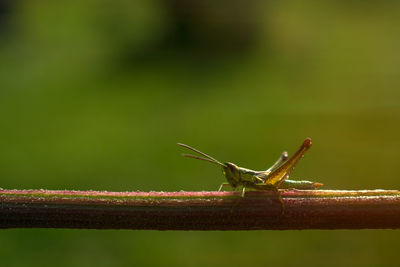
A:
[{"xmin": 226, "ymin": 162, "xmax": 237, "ymax": 173}]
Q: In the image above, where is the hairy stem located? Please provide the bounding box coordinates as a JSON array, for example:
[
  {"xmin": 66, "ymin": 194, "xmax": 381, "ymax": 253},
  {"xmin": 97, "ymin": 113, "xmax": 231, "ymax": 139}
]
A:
[{"xmin": 0, "ymin": 188, "xmax": 400, "ymax": 230}]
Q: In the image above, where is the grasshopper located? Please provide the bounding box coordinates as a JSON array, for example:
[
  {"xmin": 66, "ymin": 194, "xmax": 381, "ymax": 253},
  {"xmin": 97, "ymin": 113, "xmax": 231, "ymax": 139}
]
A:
[{"xmin": 178, "ymin": 138, "xmax": 323, "ymax": 211}]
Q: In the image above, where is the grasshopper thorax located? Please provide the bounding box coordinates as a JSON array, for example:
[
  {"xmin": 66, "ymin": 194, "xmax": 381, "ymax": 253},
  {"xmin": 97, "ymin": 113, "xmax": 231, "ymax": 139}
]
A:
[{"xmin": 222, "ymin": 162, "xmax": 241, "ymax": 188}]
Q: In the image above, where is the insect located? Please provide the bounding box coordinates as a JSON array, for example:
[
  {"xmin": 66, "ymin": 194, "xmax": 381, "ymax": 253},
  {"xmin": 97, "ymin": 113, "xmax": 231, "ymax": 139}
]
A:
[{"xmin": 178, "ymin": 138, "xmax": 323, "ymax": 211}]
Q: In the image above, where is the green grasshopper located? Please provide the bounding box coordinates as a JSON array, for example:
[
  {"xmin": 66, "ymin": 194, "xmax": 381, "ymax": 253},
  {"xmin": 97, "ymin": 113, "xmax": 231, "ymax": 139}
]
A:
[{"xmin": 178, "ymin": 138, "xmax": 322, "ymax": 210}]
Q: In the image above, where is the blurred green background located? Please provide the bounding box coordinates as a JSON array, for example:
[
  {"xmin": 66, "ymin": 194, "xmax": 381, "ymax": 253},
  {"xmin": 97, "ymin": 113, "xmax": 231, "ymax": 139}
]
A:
[{"xmin": 1, "ymin": 0, "xmax": 400, "ymax": 266}]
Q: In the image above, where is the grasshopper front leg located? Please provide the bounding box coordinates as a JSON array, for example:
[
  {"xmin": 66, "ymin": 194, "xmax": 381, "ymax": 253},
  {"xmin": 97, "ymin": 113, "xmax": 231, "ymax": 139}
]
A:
[
  {"xmin": 229, "ymin": 186, "xmax": 246, "ymax": 213},
  {"xmin": 218, "ymin": 182, "xmax": 231, "ymax": 191},
  {"xmin": 241, "ymin": 187, "xmax": 246, "ymax": 198}
]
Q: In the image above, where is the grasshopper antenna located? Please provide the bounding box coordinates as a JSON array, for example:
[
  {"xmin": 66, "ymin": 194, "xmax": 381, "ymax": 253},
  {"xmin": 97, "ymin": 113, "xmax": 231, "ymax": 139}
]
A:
[{"xmin": 177, "ymin": 143, "xmax": 226, "ymax": 167}]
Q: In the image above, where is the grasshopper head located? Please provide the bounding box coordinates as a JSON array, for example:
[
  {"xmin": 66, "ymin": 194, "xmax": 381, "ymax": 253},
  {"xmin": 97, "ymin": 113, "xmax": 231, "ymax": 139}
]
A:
[
  {"xmin": 222, "ymin": 162, "xmax": 241, "ymax": 188},
  {"xmin": 177, "ymin": 143, "xmax": 242, "ymax": 188}
]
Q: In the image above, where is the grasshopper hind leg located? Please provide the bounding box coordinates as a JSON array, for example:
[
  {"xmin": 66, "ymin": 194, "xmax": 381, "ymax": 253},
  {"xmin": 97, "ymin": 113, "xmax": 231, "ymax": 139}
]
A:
[
  {"xmin": 271, "ymin": 186, "xmax": 285, "ymax": 215},
  {"xmin": 266, "ymin": 151, "xmax": 289, "ymax": 174},
  {"xmin": 254, "ymin": 184, "xmax": 285, "ymax": 214}
]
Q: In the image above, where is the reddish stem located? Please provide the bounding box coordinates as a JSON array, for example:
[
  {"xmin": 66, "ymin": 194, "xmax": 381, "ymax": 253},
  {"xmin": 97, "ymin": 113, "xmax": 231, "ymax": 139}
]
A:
[{"xmin": 0, "ymin": 188, "xmax": 400, "ymax": 230}]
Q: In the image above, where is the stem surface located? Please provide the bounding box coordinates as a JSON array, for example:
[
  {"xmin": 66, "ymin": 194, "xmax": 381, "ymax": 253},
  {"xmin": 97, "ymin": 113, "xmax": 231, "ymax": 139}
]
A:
[{"xmin": 0, "ymin": 188, "xmax": 399, "ymax": 230}]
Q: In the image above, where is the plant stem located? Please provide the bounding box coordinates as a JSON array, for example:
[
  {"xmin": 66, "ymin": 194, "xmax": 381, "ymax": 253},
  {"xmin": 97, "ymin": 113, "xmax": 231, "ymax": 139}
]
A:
[{"xmin": 0, "ymin": 188, "xmax": 400, "ymax": 230}]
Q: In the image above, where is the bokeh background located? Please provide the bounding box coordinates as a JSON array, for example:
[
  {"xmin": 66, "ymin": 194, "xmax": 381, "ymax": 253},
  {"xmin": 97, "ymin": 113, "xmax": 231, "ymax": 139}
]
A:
[{"xmin": 1, "ymin": 0, "xmax": 400, "ymax": 266}]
